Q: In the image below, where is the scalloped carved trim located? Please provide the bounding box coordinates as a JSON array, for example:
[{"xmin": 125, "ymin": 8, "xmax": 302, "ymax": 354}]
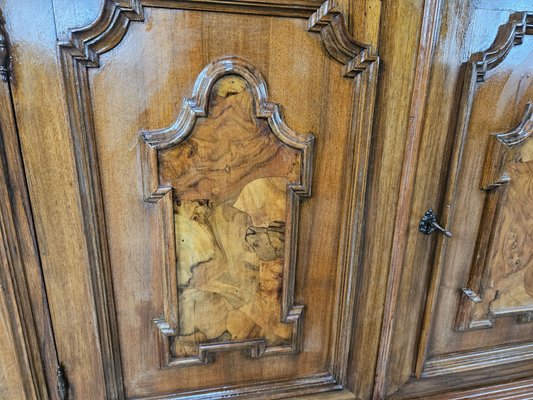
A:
[
  {"xmin": 494, "ymin": 102, "xmax": 533, "ymax": 147},
  {"xmin": 473, "ymin": 12, "xmax": 533, "ymax": 82},
  {"xmin": 308, "ymin": 1, "xmax": 377, "ymax": 77},
  {"xmin": 308, "ymin": 1, "xmax": 363, "ymax": 62},
  {"xmin": 141, "ymin": 57, "xmax": 314, "ymax": 161},
  {"xmin": 141, "ymin": 56, "xmax": 314, "ymax": 367},
  {"xmin": 60, "ymin": 0, "xmax": 379, "ymax": 78},
  {"xmin": 59, "ymin": 0, "xmax": 326, "ymax": 66}
]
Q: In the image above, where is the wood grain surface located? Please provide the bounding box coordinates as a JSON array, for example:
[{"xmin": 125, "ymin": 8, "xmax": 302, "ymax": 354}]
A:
[
  {"xmin": 463, "ymin": 104, "xmax": 533, "ymax": 326},
  {"xmin": 376, "ymin": 2, "xmax": 533, "ymax": 399},
  {"xmin": 161, "ymin": 76, "xmax": 300, "ymax": 356},
  {"xmin": 2, "ymin": 0, "xmax": 532, "ymax": 399},
  {"xmin": 47, "ymin": 1, "xmax": 378, "ymax": 397}
]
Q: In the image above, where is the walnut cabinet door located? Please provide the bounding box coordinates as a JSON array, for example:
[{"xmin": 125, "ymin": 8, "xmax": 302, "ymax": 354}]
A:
[
  {"xmin": 424, "ymin": 9, "xmax": 533, "ymax": 383},
  {"xmin": 4, "ymin": 1, "xmax": 378, "ymax": 399},
  {"xmin": 373, "ymin": 2, "xmax": 533, "ymax": 398}
]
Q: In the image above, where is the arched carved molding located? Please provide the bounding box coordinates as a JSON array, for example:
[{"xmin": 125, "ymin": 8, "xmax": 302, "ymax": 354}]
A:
[
  {"xmin": 57, "ymin": 0, "xmax": 379, "ymax": 393},
  {"xmin": 60, "ymin": 0, "xmax": 379, "ymax": 76},
  {"xmin": 455, "ymin": 102, "xmax": 533, "ymax": 331},
  {"xmin": 140, "ymin": 56, "xmax": 314, "ymax": 366},
  {"xmin": 59, "ymin": 1, "xmax": 143, "ymax": 66},
  {"xmin": 495, "ymin": 102, "xmax": 533, "ymax": 145},
  {"xmin": 141, "ymin": 57, "xmax": 315, "ymax": 166},
  {"xmin": 473, "ymin": 12, "xmax": 533, "ymax": 82},
  {"xmin": 308, "ymin": 0, "xmax": 377, "ymax": 77}
]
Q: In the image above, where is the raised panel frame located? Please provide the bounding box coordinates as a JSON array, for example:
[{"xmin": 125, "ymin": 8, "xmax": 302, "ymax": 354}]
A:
[
  {"xmin": 57, "ymin": 0, "xmax": 379, "ymax": 398},
  {"xmin": 140, "ymin": 56, "xmax": 314, "ymax": 367},
  {"xmin": 0, "ymin": 57, "xmax": 55, "ymax": 400},
  {"xmin": 372, "ymin": 8, "xmax": 533, "ymax": 399}
]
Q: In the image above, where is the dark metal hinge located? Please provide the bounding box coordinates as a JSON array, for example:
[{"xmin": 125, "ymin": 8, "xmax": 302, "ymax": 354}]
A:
[{"xmin": 57, "ymin": 364, "xmax": 69, "ymax": 400}]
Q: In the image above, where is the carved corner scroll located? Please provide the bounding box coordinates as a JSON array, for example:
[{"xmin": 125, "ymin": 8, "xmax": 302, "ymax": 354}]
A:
[
  {"xmin": 308, "ymin": 0, "xmax": 377, "ymax": 77},
  {"xmin": 482, "ymin": 104, "xmax": 533, "ymax": 191},
  {"xmin": 456, "ymin": 103, "xmax": 533, "ymax": 330},
  {"xmin": 60, "ymin": 2, "xmax": 144, "ymax": 67},
  {"xmin": 140, "ymin": 56, "xmax": 314, "ymax": 367},
  {"xmin": 472, "ymin": 12, "xmax": 533, "ymax": 82}
]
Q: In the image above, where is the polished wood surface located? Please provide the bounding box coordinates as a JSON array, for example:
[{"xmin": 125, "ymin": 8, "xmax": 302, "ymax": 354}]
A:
[
  {"xmin": 32, "ymin": 0, "xmax": 377, "ymax": 398},
  {"xmin": 0, "ymin": 0, "xmax": 531, "ymax": 399},
  {"xmin": 1, "ymin": 0, "xmax": 110, "ymax": 397},
  {"xmin": 427, "ymin": 5, "xmax": 532, "ymax": 367},
  {"xmin": 289, "ymin": 389, "xmax": 356, "ymax": 400},
  {"xmin": 0, "ymin": 79, "xmax": 46, "ymax": 400},
  {"xmin": 374, "ymin": 1, "xmax": 533, "ymax": 399},
  {"xmin": 0, "ymin": 22, "xmax": 58, "ymax": 399}
]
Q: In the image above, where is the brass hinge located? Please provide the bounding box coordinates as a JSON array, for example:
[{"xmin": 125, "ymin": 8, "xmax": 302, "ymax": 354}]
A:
[{"xmin": 57, "ymin": 365, "xmax": 69, "ymax": 400}]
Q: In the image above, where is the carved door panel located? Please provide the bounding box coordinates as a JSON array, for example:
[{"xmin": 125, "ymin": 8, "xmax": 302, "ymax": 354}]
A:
[
  {"xmin": 425, "ymin": 10, "xmax": 533, "ymax": 371},
  {"xmin": 54, "ymin": 1, "xmax": 378, "ymax": 398},
  {"xmin": 417, "ymin": 4, "xmax": 533, "ymax": 393},
  {"xmin": 372, "ymin": 2, "xmax": 533, "ymax": 398}
]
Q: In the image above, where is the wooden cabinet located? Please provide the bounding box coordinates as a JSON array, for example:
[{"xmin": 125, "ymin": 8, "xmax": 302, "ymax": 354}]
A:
[{"xmin": 0, "ymin": 0, "xmax": 531, "ymax": 399}]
